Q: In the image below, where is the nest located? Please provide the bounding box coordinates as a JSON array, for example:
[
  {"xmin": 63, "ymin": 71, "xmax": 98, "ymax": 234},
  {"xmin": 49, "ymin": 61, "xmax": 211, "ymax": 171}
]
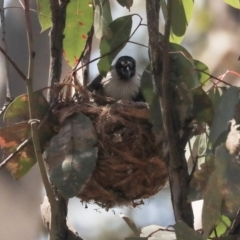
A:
[{"xmin": 54, "ymin": 99, "xmax": 168, "ymax": 209}]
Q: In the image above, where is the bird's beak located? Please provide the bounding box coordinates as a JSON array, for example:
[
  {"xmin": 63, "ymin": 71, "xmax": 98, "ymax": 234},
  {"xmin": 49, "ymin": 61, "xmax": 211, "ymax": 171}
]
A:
[{"xmin": 124, "ymin": 67, "xmax": 131, "ymax": 79}]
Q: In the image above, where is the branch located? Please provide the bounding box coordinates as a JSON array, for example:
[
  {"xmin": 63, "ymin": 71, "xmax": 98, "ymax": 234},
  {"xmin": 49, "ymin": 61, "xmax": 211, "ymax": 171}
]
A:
[
  {"xmin": 146, "ymin": 0, "xmax": 194, "ymax": 227},
  {"xmin": 23, "ymin": 1, "xmax": 58, "ymax": 239},
  {"xmin": 48, "ymin": 0, "xmax": 69, "ymax": 102},
  {"xmin": 0, "ymin": 45, "xmax": 27, "ymax": 80}
]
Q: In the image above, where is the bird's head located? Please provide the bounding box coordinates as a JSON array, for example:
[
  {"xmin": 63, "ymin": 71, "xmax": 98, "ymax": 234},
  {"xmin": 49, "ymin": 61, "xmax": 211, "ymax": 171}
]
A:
[{"xmin": 115, "ymin": 56, "xmax": 136, "ymax": 80}]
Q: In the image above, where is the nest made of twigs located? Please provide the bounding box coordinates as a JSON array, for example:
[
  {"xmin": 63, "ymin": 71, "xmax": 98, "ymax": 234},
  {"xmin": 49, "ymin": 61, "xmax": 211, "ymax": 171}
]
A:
[{"xmin": 54, "ymin": 99, "xmax": 168, "ymax": 209}]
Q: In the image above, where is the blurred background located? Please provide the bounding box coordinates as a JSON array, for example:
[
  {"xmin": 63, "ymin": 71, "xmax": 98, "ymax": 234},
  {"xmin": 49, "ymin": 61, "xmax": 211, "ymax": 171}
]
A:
[{"xmin": 0, "ymin": 0, "xmax": 240, "ymax": 239}]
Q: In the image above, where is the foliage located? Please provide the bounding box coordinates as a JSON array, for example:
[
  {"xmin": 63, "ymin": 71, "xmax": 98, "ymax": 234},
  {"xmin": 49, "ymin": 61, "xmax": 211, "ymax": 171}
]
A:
[{"xmin": 1, "ymin": 0, "xmax": 240, "ymax": 239}]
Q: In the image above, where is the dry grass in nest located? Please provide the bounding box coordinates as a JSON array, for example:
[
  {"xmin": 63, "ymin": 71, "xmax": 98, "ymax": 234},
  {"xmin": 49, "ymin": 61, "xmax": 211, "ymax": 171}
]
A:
[{"xmin": 54, "ymin": 100, "xmax": 168, "ymax": 209}]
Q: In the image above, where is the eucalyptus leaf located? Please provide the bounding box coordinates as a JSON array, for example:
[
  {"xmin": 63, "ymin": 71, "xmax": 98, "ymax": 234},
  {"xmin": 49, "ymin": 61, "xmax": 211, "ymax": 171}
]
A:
[
  {"xmin": 36, "ymin": 0, "xmax": 51, "ymax": 31},
  {"xmin": 63, "ymin": 0, "xmax": 93, "ymax": 67},
  {"xmin": 170, "ymin": 43, "xmax": 199, "ymax": 89},
  {"xmin": 208, "ymin": 215, "xmax": 231, "ymax": 239},
  {"xmin": 98, "ymin": 15, "xmax": 133, "ymax": 76},
  {"xmin": 170, "ymin": 0, "xmax": 194, "ymax": 44},
  {"xmin": 0, "ymin": 122, "xmax": 36, "ymax": 179},
  {"xmin": 45, "ymin": 113, "xmax": 98, "ymax": 198},
  {"xmin": 193, "ymin": 60, "xmax": 210, "ymax": 86},
  {"xmin": 224, "ymin": 0, "xmax": 240, "ymax": 9},
  {"xmin": 121, "ymin": 214, "xmax": 139, "ymax": 236},
  {"xmin": 209, "ymin": 87, "xmax": 239, "ymax": 147},
  {"xmin": 208, "ymin": 87, "xmax": 221, "ymax": 111},
  {"xmin": 192, "ymin": 86, "xmax": 214, "ymax": 125},
  {"xmin": 202, "ymin": 171, "xmax": 222, "ymax": 239},
  {"xmin": 215, "ymin": 145, "xmax": 240, "ymax": 217},
  {"xmin": 174, "ymin": 221, "xmax": 203, "ymax": 240},
  {"xmin": 116, "ymin": 0, "xmax": 133, "ymax": 11},
  {"xmin": 93, "ymin": 0, "xmax": 112, "ymax": 39}
]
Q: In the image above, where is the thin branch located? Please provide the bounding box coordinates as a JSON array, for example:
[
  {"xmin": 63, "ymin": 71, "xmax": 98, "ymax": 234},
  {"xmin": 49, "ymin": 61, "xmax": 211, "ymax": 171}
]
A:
[
  {"xmin": 4, "ymin": 6, "xmax": 48, "ymax": 17},
  {"xmin": 128, "ymin": 41, "xmax": 149, "ymax": 48},
  {"xmin": 0, "ymin": 45, "xmax": 27, "ymax": 80},
  {"xmin": 23, "ymin": 3, "xmax": 57, "ymax": 240}
]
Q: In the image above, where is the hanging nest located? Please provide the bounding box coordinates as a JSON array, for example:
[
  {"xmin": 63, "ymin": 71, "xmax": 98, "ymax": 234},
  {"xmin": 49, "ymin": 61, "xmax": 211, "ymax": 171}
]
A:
[{"xmin": 53, "ymin": 85, "xmax": 168, "ymax": 209}]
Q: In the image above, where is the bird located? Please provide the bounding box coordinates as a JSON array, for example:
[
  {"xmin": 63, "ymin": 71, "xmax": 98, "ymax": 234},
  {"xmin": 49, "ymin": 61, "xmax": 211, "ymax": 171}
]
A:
[{"xmin": 87, "ymin": 56, "xmax": 144, "ymax": 101}]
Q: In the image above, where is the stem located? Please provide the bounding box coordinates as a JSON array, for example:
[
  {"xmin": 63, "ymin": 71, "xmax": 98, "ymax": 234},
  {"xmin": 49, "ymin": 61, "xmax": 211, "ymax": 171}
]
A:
[
  {"xmin": 0, "ymin": 45, "xmax": 27, "ymax": 80},
  {"xmin": 23, "ymin": 1, "xmax": 57, "ymax": 239}
]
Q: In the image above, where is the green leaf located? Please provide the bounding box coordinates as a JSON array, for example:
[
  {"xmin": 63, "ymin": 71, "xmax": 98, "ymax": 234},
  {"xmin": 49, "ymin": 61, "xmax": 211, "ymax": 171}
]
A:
[
  {"xmin": 160, "ymin": 0, "xmax": 167, "ymax": 20},
  {"xmin": 208, "ymin": 87, "xmax": 222, "ymax": 111},
  {"xmin": 121, "ymin": 214, "xmax": 139, "ymax": 236},
  {"xmin": 215, "ymin": 145, "xmax": 240, "ymax": 217},
  {"xmin": 188, "ymin": 154, "xmax": 215, "ymax": 202},
  {"xmin": 93, "ymin": 0, "xmax": 112, "ymax": 39},
  {"xmin": 170, "ymin": 0, "xmax": 194, "ymax": 44},
  {"xmin": 97, "ymin": 15, "xmax": 133, "ymax": 76},
  {"xmin": 174, "ymin": 221, "xmax": 203, "ymax": 240},
  {"xmin": 202, "ymin": 171, "xmax": 222, "ymax": 239},
  {"xmin": 45, "ymin": 113, "xmax": 98, "ymax": 198},
  {"xmin": 0, "ymin": 122, "xmax": 36, "ymax": 179},
  {"xmin": 192, "ymin": 87, "xmax": 214, "ymax": 125},
  {"xmin": 193, "ymin": 60, "xmax": 210, "ymax": 86},
  {"xmin": 224, "ymin": 0, "xmax": 240, "ymax": 9},
  {"xmin": 209, "ymin": 215, "xmax": 231, "ymax": 238},
  {"xmin": 63, "ymin": 0, "xmax": 93, "ymax": 67},
  {"xmin": 36, "ymin": 0, "xmax": 51, "ymax": 31},
  {"xmin": 116, "ymin": 0, "xmax": 133, "ymax": 11},
  {"xmin": 0, "ymin": 91, "xmax": 54, "ymax": 179},
  {"xmin": 209, "ymin": 87, "xmax": 239, "ymax": 147},
  {"xmin": 3, "ymin": 91, "xmax": 54, "ymax": 145},
  {"xmin": 3, "ymin": 90, "xmax": 50, "ymax": 124},
  {"xmin": 170, "ymin": 43, "xmax": 199, "ymax": 89}
]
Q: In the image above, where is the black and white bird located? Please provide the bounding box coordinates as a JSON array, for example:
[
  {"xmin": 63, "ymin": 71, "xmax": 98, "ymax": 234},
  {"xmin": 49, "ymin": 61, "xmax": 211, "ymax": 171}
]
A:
[{"xmin": 87, "ymin": 56, "xmax": 144, "ymax": 101}]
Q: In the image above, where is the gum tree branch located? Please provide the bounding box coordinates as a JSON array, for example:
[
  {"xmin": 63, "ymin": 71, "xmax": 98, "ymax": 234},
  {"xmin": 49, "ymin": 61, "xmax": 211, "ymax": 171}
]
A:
[
  {"xmin": 146, "ymin": 0, "xmax": 193, "ymax": 227},
  {"xmin": 48, "ymin": 0, "xmax": 69, "ymax": 102}
]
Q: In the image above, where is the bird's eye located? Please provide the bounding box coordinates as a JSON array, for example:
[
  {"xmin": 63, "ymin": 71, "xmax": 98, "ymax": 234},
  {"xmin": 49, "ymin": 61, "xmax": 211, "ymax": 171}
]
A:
[
  {"xmin": 127, "ymin": 61, "xmax": 134, "ymax": 68},
  {"xmin": 121, "ymin": 61, "xmax": 126, "ymax": 66}
]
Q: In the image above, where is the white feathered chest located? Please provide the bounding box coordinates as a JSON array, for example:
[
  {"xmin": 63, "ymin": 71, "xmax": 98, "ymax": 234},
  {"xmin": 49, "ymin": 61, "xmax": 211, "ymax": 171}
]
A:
[{"xmin": 102, "ymin": 69, "xmax": 141, "ymax": 101}]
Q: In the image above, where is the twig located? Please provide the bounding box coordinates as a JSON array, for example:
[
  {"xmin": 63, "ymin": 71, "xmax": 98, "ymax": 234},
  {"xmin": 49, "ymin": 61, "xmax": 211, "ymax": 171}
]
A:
[
  {"xmin": 4, "ymin": 6, "xmax": 47, "ymax": 16},
  {"xmin": 73, "ymin": 26, "xmax": 94, "ymax": 87},
  {"xmin": 128, "ymin": 41, "xmax": 149, "ymax": 48},
  {"xmin": 23, "ymin": 2, "xmax": 58, "ymax": 240},
  {"xmin": 0, "ymin": 45, "xmax": 27, "ymax": 80}
]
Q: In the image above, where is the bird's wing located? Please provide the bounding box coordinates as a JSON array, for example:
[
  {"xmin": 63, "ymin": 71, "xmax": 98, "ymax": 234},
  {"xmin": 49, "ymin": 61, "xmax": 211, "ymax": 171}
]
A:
[{"xmin": 87, "ymin": 74, "xmax": 104, "ymax": 92}]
